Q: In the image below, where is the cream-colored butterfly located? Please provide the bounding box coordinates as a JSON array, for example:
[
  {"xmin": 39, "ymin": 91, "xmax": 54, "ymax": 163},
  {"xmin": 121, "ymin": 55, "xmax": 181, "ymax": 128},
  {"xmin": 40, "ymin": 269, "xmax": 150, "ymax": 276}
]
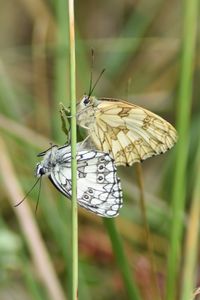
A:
[{"xmin": 76, "ymin": 95, "xmax": 178, "ymax": 166}]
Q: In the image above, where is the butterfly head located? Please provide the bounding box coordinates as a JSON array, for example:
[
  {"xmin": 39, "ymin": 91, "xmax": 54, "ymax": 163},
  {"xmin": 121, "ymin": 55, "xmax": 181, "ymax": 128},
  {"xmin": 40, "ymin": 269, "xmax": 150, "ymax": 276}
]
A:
[
  {"xmin": 35, "ymin": 163, "xmax": 46, "ymax": 177},
  {"xmin": 77, "ymin": 95, "xmax": 100, "ymax": 127},
  {"xmin": 78, "ymin": 95, "xmax": 97, "ymax": 108},
  {"xmin": 35, "ymin": 145, "xmax": 58, "ymax": 178}
]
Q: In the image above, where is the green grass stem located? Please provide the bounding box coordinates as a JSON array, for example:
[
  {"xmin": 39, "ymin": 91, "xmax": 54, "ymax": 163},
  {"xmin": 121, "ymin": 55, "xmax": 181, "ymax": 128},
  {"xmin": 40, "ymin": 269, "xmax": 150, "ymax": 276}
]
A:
[
  {"xmin": 54, "ymin": 0, "xmax": 69, "ymax": 143},
  {"xmin": 181, "ymin": 141, "xmax": 200, "ymax": 300},
  {"xmin": 104, "ymin": 219, "xmax": 141, "ymax": 300},
  {"xmin": 166, "ymin": 0, "xmax": 198, "ymax": 299},
  {"xmin": 68, "ymin": 0, "xmax": 78, "ymax": 299},
  {"xmin": 136, "ymin": 163, "xmax": 160, "ymax": 300}
]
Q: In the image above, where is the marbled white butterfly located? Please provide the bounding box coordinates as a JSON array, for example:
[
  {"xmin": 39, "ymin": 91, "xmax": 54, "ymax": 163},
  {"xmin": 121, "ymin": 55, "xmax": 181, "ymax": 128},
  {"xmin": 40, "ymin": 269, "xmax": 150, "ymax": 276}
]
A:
[
  {"xmin": 36, "ymin": 143, "xmax": 123, "ymax": 217},
  {"xmin": 77, "ymin": 96, "xmax": 178, "ymax": 166}
]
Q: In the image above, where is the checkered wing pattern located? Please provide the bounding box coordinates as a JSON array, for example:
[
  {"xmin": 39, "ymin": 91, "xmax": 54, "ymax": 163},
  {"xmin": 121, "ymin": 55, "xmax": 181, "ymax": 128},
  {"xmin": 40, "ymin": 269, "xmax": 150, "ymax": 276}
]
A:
[
  {"xmin": 77, "ymin": 96, "xmax": 178, "ymax": 166},
  {"xmin": 36, "ymin": 145, "xmax": 123, "ymax": 217}
]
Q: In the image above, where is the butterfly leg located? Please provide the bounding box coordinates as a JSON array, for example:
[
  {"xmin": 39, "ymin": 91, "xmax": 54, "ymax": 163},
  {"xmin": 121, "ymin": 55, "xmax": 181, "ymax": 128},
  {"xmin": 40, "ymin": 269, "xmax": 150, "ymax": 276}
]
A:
[
  {"xmin": 59, "ymin": 103, "xmax": 71, "ymax": 141},
  {"xmin": 81, "ymin": 125, "xmax": 90, "ymax": 130},
  {"xmin": 78, "ymin": 128, "xmax": 98, "ymax": 150},
  {"xmin": 78, "ymin": 135, "xmax": 92, "ymax": 150}
]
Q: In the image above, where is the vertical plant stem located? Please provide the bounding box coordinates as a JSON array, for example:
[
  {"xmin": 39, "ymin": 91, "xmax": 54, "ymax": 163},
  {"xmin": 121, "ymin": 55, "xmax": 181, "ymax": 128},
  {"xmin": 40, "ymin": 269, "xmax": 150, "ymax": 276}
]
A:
[
  {"xmin": 104, "ymin": 219, "xmax": 141, "ymax": 300},
  {"xmin": 181, "ymin": 141, "xmax": 200, "ymax": 300},
  {"xmin": 136, "ymin": 163, "xmax": 160, "ymax": 300},
  {"xmin": 54, "ymin": 0, "xmax": 69, "ymax": 143},
  {"xmin": 166, "ymin": 0, "xmax": 198, "ymax": 299},
  {"xmin": 68, "ymin": 0, "xmax": 78, "ymax": 299}
]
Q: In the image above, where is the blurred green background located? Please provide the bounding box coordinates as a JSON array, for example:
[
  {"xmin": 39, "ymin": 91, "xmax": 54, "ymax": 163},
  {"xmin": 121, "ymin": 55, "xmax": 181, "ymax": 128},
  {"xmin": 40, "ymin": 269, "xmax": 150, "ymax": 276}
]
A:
[{"xmin": 0, "ymin": 0, "xmax": 199, "ymax": 299}]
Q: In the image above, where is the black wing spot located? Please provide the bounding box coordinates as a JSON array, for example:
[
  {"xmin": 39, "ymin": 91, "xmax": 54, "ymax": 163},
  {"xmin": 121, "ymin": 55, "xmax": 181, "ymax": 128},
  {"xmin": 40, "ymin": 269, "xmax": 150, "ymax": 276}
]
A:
[
  {"xmin": 97, "ymin": 174, "xmax": 105, "ymax": 183},
  {"xmin": 88, "ymin": 188, "xmax": 94, "ymax": 194},
  {"xmin": 97, "ymin": 163, "xmax": 105, "ymax": 172},
  {"xmin": 99, "ymin": 157, "xmax": 106, "ymax": 163},
  {"xmin": 83, "ymin": 193, "xmax": 91, "ymax": 200}
]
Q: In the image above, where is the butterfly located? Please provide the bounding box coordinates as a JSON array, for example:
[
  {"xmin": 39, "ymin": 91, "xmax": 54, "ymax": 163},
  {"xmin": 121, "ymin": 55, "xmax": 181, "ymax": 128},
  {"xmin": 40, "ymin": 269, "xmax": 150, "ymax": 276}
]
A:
[
  {"xmin": 76, "ymin": 96, "xmax": 178, "ymax": 166},
  {"xmin": 36, "ymin": 143, "xmax": 123, "ymax": 217}
]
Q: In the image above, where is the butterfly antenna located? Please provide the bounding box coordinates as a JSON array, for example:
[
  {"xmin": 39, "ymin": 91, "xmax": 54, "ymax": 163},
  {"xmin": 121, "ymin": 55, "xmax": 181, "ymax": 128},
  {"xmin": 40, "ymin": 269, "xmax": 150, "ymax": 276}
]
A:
[
  {"xmin": 50, "ymin": 142, "xmax": 54, "ymax": 162},
  {"xmin": 88, "ymin": 68, "xmax": 106, "ymax": 98},
  {"xmin": 88, "ymin": 48, "xmax": 95, "ymax": 96},
  {"xmin": 35, "ymin": 177, "xmax": 42, "ymax": 214},
  {"xmin": 14, "ymin": 177, "xmax": 41, "ymax": 207}
]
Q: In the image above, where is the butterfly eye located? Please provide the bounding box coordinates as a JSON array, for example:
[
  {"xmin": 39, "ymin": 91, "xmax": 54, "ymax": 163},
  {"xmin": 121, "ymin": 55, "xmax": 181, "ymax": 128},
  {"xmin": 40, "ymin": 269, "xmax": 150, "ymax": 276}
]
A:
[
  {"xmin": 36, "ymin": 164, "xmax": 46, "ymax": 177},
  {"xmin": 83, "ymin": 97, "xmax": 90, "ymax": 106},
  {"xmin": 97, "ymin": 163, "xmax": 105, "ymax": 172},
  {"xmin": 97, "ymin": 174, "xmax": 105, "ymax": 183}
]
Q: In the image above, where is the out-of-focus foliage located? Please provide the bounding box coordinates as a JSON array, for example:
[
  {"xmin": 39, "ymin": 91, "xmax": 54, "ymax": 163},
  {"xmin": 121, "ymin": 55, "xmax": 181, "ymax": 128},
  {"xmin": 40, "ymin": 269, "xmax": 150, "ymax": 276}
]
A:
[{"xmin": 0, "ymin": 0, "xmax": 199, "ymax": 299}]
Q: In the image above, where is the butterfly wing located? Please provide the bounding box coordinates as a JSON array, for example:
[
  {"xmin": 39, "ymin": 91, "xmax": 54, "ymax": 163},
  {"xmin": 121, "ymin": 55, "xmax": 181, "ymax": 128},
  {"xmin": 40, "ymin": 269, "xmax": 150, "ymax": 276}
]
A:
[
  {"xmin": 49, "ymin": 148, "xmax": 123, "ymax": 217},
  {"xmin": 87, "ymin": 98, "xmax": 177, "ymax": 166},
  {"xmin": 47, "ymin": 145, "xmax": 72, "ymax": 198}
]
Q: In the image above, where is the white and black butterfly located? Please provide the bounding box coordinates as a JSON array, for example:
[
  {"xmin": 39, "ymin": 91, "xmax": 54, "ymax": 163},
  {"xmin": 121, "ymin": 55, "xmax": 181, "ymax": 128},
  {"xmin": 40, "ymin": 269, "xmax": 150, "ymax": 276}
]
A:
[{"xmin": 35, "ymin": 143, "xmax": 123, "ymax": 217}]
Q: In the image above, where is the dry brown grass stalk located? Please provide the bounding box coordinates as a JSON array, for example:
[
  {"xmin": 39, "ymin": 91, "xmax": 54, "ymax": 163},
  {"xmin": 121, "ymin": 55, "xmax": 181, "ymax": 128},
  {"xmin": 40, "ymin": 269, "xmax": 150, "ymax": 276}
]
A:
[{"xmin": 0, "ymin": 137, "xmax": 67, "ymax": 300}]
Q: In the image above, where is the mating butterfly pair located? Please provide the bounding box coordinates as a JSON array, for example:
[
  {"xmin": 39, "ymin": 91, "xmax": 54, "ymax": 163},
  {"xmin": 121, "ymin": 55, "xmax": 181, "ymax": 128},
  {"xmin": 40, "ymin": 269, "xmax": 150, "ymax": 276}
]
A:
[{"xmin": 36, "ymin": 95, "xmax": 177, "ymax": 218}]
